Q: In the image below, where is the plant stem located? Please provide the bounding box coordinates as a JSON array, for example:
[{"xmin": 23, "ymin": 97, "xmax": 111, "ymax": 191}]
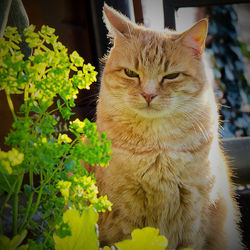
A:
[
  {"xmin": 18, "ymin": 191, "xmax": 34, "ymax": 233},
  {"xmin": 20, "ymin": 165, "xmax": 45, "ymax": 232},
  {"xmin": 0, "ymin": 179, "xmax": 18, "ymax": 234},
  {"xmin": 21, "ymin": 184, "xmax": 43, "ymax": 231},
  {"xmin": 5, "ymin": 90, "xmax": 16, "ymax": 121},
  {"xmin": 43, "ymin": 210, "xmax": 63, "ymax": 247},
  {"xmin": 24, "ymin": 83, "xmax": 29, "ymax": 107},
  {"xmin": 43, "ymin": 226, "xmax": 55, "ymax": 247},
  {"xmin": 19, "ymin": 140, "xmax": 76, "ymax": 233},
  {"xmin": 35, "ymin": 141, "xmax": 76, "ymax": 192},
  {"xmin": 0, "ymin": 180, "xmax": 17, "ymax": 214},
  {"xmin": 24, "ymin": 83, "xmax": 32, "ymax": 120},
  {"xmin": 12, "ymin": 172, "xmax": 24, "ymax": 235},
  {"xmin": 47, "ymin": 103, "xmax": 66, "ymax": 115},
  {"xmin": 0, "ymin": 171, "xmax": 11, "ymax": 189}
]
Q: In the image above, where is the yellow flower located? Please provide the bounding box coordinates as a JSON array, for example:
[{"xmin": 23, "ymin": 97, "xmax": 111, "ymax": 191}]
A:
[
  {"xmin": 70, "ymin": 118, "xmax": 85, "ymax": 133},
  {"xmin": 7, "ymin": 148, "xmax": 24, "ymax": 166},
  {"xmin": 41, "ymin": 137, "xmax": 47, "ymax": 143},
  {"xmin": 0, "ymin": 148, "xmax": 24, "ymax": 174},
  {"xmin": 1, "ymin": 160, "xmax": 12, "ymax": 174},
  {"xmin": 58, "ymin": 133, "xmax": 72, "ymax": 144},
  {"xmin": 57, "ymin": 181, "xmax": 72, "ymax": 200}
]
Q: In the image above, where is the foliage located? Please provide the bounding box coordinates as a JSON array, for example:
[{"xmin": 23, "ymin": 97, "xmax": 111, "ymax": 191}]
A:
[
  {"xmin": 53, "ymin": 208, "xmax": 98, "ymax": 250},
  {"xmin": 0, "ymin": 230, "xmax": 28, "ymax": 250},
  {"xmin": 0, "ymin": 24, "xmax": 175, "ymax": 250},
  {"xmin": 54, "ymin": 208, "xmax": 169, "ymax": 250},
  {"xmin": 114, "ymin": 227, "xmax": 168, "ymax": 250},
  {"xmin": 0, "ymin": 25, "xmax": 111, "ymax": 248},
  {"xmin": 207, "ymin": 5, "xmax": 250, "ymax": 137}
]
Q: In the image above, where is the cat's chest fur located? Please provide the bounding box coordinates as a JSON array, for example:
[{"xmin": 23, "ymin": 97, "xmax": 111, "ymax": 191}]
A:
[
  {"xmin": 96, "ymin": 147, "xmax": 211, "ymax": 244},
  {"xmin": 94, "ymin": 4, "xmax": 243, "ymax": 249}
]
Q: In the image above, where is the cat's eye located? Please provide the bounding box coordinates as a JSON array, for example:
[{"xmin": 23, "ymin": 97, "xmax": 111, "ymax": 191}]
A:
[
  {"xmin": 124, "ymin": 68, "xmax": 139, "ymax": 78},
  {"xmin": 163, "ymin": 72, "xmax": 180, "ymax": 80}
]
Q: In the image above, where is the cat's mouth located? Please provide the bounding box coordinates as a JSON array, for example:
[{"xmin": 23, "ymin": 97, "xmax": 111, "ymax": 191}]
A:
[
  {"xmin": 126, "ymin": 97, "xmax": 169, "ymax": 117},
  {"xmin": 140, "ymin": 105, "xmax": 159, "ymax": 111},
  {"xmin": 134, "ymin": 104, "xmax": 166, "ymax": 118}
]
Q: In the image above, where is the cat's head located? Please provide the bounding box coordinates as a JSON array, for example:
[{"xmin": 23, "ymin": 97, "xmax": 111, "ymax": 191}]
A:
[{"xmin": 101, "ymin": 4, "xmax": 209, "ymax": 119}]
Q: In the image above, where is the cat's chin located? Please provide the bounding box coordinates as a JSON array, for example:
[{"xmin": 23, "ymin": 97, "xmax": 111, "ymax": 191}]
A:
[{"xmin": 133, "ymin": 106, "xmax": 168, "ymax": 119}]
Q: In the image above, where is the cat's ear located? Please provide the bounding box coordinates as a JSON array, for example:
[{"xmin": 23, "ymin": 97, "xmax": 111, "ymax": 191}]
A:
[
  {"xmin": 103, "ymin": 3, "xmax": 135, "ymax": 39},
  {"xmin": 178, "ymin": 19, "xmax": 208, "ymax": 55}
]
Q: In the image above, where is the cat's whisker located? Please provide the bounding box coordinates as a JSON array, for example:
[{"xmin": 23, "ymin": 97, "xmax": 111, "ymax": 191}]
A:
[
  {"xmin": 182, "ymin": 112, "xmax": 199, "ymax": 135},
  {"xmin": 175, "ymin": 106, "xmax": 211, "ymax": 143},
  {"xmin": 217, "ymin": 103, "xmax": 231, "ymax": 109},
  {"xmin": 77, "ymin": 97, "xmax": 98, "ymax": 105}
]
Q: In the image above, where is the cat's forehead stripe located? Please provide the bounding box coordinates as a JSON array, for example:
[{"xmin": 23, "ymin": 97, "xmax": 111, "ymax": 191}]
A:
[
  {"xmin": 135, "ymin": 58, "xmax": 139, "ymax": 71},
  {"xmin": 135, "ymin": 35, "xmax": 170, "ymax": 74}
]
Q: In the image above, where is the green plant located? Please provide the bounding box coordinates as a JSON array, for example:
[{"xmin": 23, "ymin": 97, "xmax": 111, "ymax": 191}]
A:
[
  {"xmin": 0, "ymin": 24, "xmax": 171, "ymax": 250},
  {"xmin": 0, "ymin": 25, "xmax": 111, "ymax": 249},
  {"xmin": 53, "ymin": 208, "xmax": 169, "ymax": 250}
]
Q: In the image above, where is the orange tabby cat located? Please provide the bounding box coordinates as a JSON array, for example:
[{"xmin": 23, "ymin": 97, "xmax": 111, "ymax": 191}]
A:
[{"xmin": 93, "ymin": 4, "xmax": 243, "ymax": 249}]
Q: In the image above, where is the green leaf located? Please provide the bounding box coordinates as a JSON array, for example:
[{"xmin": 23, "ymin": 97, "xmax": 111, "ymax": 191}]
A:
[
  {"xmin": 115, "ymin": 227, "xmax": 168, "ymax": 250},
  {"xmin": 0, "ymin": 230, "xmax": 28, "ymax": 250},
  {"xmin": 64, "ymin": 158, "xmax": 76, "ymax": 171},
  {"xmin": 238, "ymin": 40, "xmax": 250, "ymax": 60},
  {"xmin": 102, "ymin": 247, "xmax": 112, "ymax": 250},
  {"xmin": 0, "ymin": 171, "xmax": 17, "ymax": 194},
  {"xmin": 55, "ymin": 222, "xmax": 72, "ymax": 238},
  {"xmin": 53, "ymin": 208, "xmax": 99, "ymax": 250},
  {"xmin": 27, "ymin": 240, "xmax": 43, "ymax": 250},
  {"xmin": 23, "ymin": 184, "xmax": 33, "ymax": 197},
  {"xmin": 16, "ymin": 246, "xmax": 28, "ymax": 250},
  {"xmin": 70, "ymin": 51, "xmax": 84, "ymax": 67},
  {"xmin": 41, "ymin": 25, "xmax": 55, "ymax": 36}
]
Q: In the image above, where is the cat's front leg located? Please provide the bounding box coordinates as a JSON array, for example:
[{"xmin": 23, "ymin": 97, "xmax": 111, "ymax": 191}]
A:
[
  {"xmin": 205, "ymin": 196, "xmax": 243, "ymax": 250},
  {"xmin": 175, "ymin": 225, "xmax": 207, "ymax": 250},
  {"xmin": 98, "ymin": 207, "xmax": 137, "ymax": 247}
]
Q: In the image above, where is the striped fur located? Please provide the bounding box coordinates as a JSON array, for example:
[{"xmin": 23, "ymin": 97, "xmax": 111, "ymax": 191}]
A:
[{"xmin": 92, "ymin": 4, "xmax": 243, "ymax": 249}]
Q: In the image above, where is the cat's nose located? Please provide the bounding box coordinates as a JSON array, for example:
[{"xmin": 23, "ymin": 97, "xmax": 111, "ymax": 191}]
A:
[{"xmin": 141, "ymin": 92, "xmax": 157, "ymax": 104}]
